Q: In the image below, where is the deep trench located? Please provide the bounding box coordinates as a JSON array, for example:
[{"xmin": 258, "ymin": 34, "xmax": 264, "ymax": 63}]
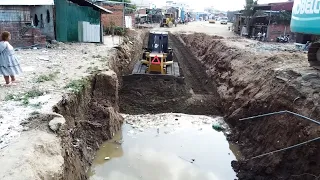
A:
[{"xmin": 51, "ymin": 31, "xmax": 320, "ymax": 180}]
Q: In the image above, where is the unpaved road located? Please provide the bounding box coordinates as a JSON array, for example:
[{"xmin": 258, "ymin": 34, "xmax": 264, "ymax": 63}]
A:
[{"xmin": 153, "ymin": 21, "xmax": 235, "ymax": 37}]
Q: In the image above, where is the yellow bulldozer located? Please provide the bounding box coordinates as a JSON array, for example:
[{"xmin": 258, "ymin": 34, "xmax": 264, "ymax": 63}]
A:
[
  {"xmin": 160, "ymin": 13, "xmax": 175, "ymax": 28},
  {"xmin": 131, "ymin": 31, "xmax": 180, "ymax": 77}
]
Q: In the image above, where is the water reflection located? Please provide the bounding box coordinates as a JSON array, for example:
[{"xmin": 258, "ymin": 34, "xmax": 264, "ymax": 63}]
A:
[{"xmin": 89, "ymin": 114, "xmax": 238, "ymax": 180}]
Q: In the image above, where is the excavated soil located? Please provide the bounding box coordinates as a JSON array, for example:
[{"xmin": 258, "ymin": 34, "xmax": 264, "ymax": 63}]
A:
[
  {"xmin": 50, "ymin": 30, "xmax": 149, "ymax": 179},
  {"xmin": 119, "ymin": 33, "xmax": 221, "ymax": 115},
  {"xmin": 178, "ymin": 33, "xmax": 320, "ymax": 180},
  {"xmin": 19, "ymin": 30, "xmax": 148, "ymax": 180},
  {"xmin": 52, "ymin": 72, "xmax": 123, "ymax": 180}
]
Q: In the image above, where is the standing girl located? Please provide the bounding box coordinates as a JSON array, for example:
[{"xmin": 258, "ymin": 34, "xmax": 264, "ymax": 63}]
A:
[{"xmin": 0, "ymin": 31, "xmax": 22, "ymax": 86}]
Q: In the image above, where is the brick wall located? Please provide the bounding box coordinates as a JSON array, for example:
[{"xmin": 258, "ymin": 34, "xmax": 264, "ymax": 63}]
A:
[
  {"xmin": 138, "ymin": 9, "xmax": 146, "ymax": 14},
  {"xmin": 101, "ymin": 5, "xmax": 135, "ymax": 28},
  {"xmin": 268, "ymin": 24, "xmax": 291, "ymax": 42},
  {"xmin": 0, "ymin": 5, "xmax": 46, "ymax": 47},
  {"xmin": 101, "ymin": 5, "xmax": 124, "ymax": 27},
  {"xmin": 0, "ymin": 22, "xmax": 46, "ymax": 47}
]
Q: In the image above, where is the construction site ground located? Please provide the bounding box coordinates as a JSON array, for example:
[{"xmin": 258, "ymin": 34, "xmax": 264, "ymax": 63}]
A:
[{"xmin": 0, "ymin": 21, "xmax": 319, "ymax": 180}]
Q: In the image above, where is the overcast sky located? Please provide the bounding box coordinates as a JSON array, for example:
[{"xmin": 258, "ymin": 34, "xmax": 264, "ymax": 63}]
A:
[{"xmin": 132, "ymin": 0, "xmax": 289, "ymax": 11}]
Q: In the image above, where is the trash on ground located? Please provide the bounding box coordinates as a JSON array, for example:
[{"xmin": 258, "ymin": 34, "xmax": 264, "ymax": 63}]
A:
[{"xmin": 212, "ymin": 123, "xmax": 225, "ymax": 132}]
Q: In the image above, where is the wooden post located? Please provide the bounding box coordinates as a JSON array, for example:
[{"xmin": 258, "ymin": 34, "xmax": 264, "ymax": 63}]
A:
[{"xmin": 100, "ymin": 12, "xmax": 103, "ymax": 44}]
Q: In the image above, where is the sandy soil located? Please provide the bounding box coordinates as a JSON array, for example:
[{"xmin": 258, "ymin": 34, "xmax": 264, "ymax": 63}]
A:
[{"xmin": 0, "ymin": 130, "xmax": 64, "ymax": 180}]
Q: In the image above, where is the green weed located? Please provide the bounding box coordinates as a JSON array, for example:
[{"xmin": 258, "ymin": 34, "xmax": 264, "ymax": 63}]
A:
[
  {"xmin": 65, "ymin": 79, "xmax": 88, "ymax": 93},
  {"xmin": 86, "ymin": 66, "xmax": 100, "ymax": 73},
  {"xmin": 5, "ymin": 89, "xmax": 45, "ymax": 105},
  {"xmin": 36, "ymin": 72, "xmax": 59, "ymax": 83}
]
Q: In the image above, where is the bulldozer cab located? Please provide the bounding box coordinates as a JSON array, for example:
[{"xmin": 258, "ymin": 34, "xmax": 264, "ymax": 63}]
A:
[
  {"xmin": 160, "ymin": 13, "xmax": 175, "ymax": 27},
  {"xmin": 130, "ymin": 31, "xmax": 179, "ymax": 77},
  {"xmin": 165, "ymin": 13, "xmax": 173, "ymax": 19},
  {"xmin": 147, "ymin": 31, "xmax": 169, "ymax": 53}
]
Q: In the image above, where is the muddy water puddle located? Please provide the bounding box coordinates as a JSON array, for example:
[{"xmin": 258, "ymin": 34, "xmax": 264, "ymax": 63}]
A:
[{"xmin": 89, "ymin": 113, "xmax": 240, "ymax": 180}]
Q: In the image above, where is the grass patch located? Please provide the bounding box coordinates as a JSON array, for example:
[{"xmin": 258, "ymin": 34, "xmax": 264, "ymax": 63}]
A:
[
  {"xmin": 5, "ymin": 89, "xmax": 46, "ymax": 105},
  {"xmin": 36, "ymin": 72, "xmax": 59, "ymax": 83},
  {"xmin": 86, "ymin": 66, "xmax": 100, "ymax": 73},
  {"xmin": 65, "ymin": 79, "xmax": 88, "ymax": 93}
]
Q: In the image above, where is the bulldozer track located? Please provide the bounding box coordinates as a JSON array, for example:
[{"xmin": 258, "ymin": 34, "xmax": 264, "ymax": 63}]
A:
[{"xmin": 169, "ymin": 34, "xmax": 216, "ymax": 94}]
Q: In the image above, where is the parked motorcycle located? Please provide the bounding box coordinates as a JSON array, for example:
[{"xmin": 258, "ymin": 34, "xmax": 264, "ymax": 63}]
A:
[{"xmin": 276, "ymin": 35, "xmax": 290, "ymax": 43}]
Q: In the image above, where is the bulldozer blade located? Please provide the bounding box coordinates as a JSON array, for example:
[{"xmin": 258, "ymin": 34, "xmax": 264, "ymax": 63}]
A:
[
  {"xmin": 122, "ymin": 73, "xmax": 185, "ymax": 84},
  {"xmin": 131, "ymin": 61, "xmax": 180, "ymax": 77},
  {"xmin": 123, "ymin": 61, "xmax": 184, "ymax": 84}
]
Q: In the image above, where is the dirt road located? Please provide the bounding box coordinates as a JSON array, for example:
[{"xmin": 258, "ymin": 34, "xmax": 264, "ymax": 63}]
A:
[{"xmin": 153, "ymin": 21, "xmax": 235, "ymax": 37}]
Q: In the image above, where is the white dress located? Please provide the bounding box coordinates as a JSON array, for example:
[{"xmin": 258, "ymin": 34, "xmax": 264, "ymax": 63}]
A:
[{"xmin": 0, "ymin": 41, "xmax": 22, "ymax": 76}]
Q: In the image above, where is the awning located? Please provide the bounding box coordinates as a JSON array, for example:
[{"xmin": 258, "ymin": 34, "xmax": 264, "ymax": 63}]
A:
[{"xmin": 68, "ymin": 0, "xmax": 112, "ymax": 14}]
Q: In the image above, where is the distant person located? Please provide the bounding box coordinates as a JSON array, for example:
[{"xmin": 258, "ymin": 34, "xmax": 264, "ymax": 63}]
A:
[
  {"xmin": 262, "ymin": 32, "xmax": 266, "ymax": 41},
  {"xmin": 0, "ymin": 31, "xmax": 22, "ymax": 86}
]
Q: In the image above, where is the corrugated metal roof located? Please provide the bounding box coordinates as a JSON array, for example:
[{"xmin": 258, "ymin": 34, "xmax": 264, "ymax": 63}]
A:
[
  {"xmin": 68, "ymin": 0, "xmax": 112, "ymax": 14},
  {"xmin": 0, "ymin": 0, "xmax": 54, "ymax": 5}
]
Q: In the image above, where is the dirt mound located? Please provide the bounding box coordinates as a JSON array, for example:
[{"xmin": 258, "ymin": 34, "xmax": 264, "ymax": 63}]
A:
[
  {"xmin": 178, "ymin": 33, "xmax": 320, "ymax": 179},
  {"xmin": 110, "ymin": 30, "xmax": 148, "ymax": 78}
]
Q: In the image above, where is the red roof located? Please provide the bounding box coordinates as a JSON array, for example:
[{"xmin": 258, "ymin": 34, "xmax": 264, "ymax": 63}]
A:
[{"xmin": 270, "ymin": 2, "xmax": 293, "ymax": 11}]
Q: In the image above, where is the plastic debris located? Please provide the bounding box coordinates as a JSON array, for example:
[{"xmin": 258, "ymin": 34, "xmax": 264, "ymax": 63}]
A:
[
  {"xmin": 104, "ymin": 157, "xmax": 110, "ymax": 160},
  {"xmin": 212, "ymin": 123, "xmax": 224, "ymax": 132}
]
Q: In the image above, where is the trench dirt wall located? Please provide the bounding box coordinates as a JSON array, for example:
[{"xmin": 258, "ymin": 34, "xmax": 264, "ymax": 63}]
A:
[
  {"xmin": 53, "ymin": 72, "xmax": 123, "ymax": 180},
  {"xmin": 50, "ymin": 30, "xmax": 147, "ymax": 179},
  {"xmin": 178, "ymin": 33, "xmax": 320, "ymax": 180}
]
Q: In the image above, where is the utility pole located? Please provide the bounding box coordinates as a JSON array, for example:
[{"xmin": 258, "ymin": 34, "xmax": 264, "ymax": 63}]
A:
[{"xmin": 123, "ymin": 0, "xmax": 125, "ymax": 30}]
